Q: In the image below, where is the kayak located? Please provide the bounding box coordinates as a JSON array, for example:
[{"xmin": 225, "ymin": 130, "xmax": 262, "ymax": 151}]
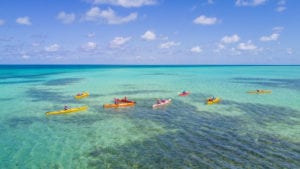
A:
[
  {"xmin": 74, "ymin": 92, "xmax": 89, "ymax": 99},
  {"xmin": 46, "ymin": 105, "xmax": 88, "ymax": 115},
  {"xmin": 247, "ymin": 90, "xmax": 272, "ymax": 94},
  {"xmin": 206, "ymin": 97, "xmax": 220, "ymax": 105},
  {"xmin": 179, "ymin": 92, "xmax": 190, "ymax": 96},
  {"xmin": 153, "ymin": 99, "xmax": 172, "ymax": 109},
  {"xmin": 103, "ymin": 102, "xmax": 135, "ymax": 108}
]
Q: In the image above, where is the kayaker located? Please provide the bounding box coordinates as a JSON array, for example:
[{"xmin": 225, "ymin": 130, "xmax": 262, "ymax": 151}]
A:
[
  {"xmin": 208, "ymin": 97, "xmax": 215, "ymax": 101},
  {"xmin": 77, "ymin": 93, "xmax": 81, "ymax": 96},
  {"xmin": 156, "ymin": 99, "xmax": 161, "ymax": 104},
  {"xmin": 64, "ymin": 105, "xmax": 69, "ymax": 110}
]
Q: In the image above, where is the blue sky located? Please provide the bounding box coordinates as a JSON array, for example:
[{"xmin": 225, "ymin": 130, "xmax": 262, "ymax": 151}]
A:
[{"xmin": 0, "ymin": 0, "xmax": 299, "ymax": 64}]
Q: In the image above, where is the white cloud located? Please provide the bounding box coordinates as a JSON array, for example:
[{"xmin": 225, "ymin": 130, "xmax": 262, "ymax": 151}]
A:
[
  {"xmin": 160, "ymin": 41, "xmax": 180, "ymax": 49},
  {"xmin": 141, "ymin": 30, "xmax": 156, "ymax": 41},
  {"xmin": 276, "ymin": 6, "xmax": 286, "ymax": 12},
  {"xmin": 45, "ymin": 44, "xmax": 60, "ymax": 52},
  {"xmin": 82, "ymin": 42, "xmax": 97, "ymax": 51},
  {"xmin": 57, "ymin": 11, "xmax": 75, "ymax": 24},
  {"xmin": 84, "ymin": 7, "xmax": 137, "ymax": 24},
  {"xmin": 190, "ymin": 46, "xmax": 202, "ymax": 53},
  {"xmin": 87, "ymin": 32, "xmax": 96, "ymax": 38},
  {"xmin": 276, "ymin": 0, "xmax": 287, "ymax": 12},
  {"xmin": 260, "ymin": 33, "xmax": 279, "ymax": 42},
  {"xmin": 286, "ymin": 48, "xmax": 293, "ymax": 55},
  {"xmin": 21, "ymin": 54, "xmax": 30, "ymax": 59},
  {"xmin": 221, "ymin": 34, "xmax": 240, "ymax": 44},
  {"xmin": 235, "ymin": 0, "xmax": 267, "ymax": 6},
  {"xmin": 208, "ymin": 0, "xmax": 214, "ymax": 4},
  {"xmin": 218, "ymin": 43, "xmax": 225, "ymax": 50},
  {"xmin": 0, "ymin": 19, "xmax": 5, "ymax": 26},
  {"xmin": 272, "ymin": 26, "xmax": 284, "ymax": 33},
  {"xmin": 193, "ymin": 15, "xmax": 217, "ymax": 25},
  {"xmin": 237, "ymin": 41, "xmax": 257, "ymax": 50},
  {"xmin": 32, "ymin": 42, "xmax": 40, "ymax": 47},
  {"xmin": 110, "ymin": 36, "xmax": 131, "ymax": 48},
  {"xmin": 90, "ymin": 0, "xmax": 156, "ymax": 7},
  {"xmin": 16, "ymin": 16, "xmax": 31, "ymax": 25}
]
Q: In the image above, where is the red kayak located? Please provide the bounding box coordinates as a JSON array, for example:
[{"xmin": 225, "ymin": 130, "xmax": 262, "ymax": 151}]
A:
[{"xmin": 179, "ymin": 91, "xmax": 190, "ymax": 96}]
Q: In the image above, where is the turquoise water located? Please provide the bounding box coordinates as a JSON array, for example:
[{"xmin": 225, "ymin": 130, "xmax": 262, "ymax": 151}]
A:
[{"xmin": 0, "ymin": 65, "xmax": 299, "ymax": 168}]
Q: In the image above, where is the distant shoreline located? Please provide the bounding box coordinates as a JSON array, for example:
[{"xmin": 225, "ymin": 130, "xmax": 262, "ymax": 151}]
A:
[{"xmin": 0, "ymin": 64, "xmax": 299, "ymax": 67}]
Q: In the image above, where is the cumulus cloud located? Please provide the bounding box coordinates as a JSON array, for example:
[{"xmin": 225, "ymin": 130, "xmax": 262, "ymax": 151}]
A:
[
  {"xmin": 84, "ymin": 7, "xmax": 137, "ymax": 24},
  {"xmin": 16, "ymin": 16, "xmax": 31, "ymax": 25},
  {"xmin": 221, "ymin": 34, "xmax": 240, "ymax": 44},
  {"xmin": 260, "ymin": 33, "xmax": 280, "ymax": 42},
  {"xmin": 160, "ymin": 41, "xmax": 180, "ymax": 49},
  {"xmin": 82, "ymin": 42, "xmax": 97, "ymax": 51},
  {"xmin": 190, "ymin": 46, "xmax": 202, "ymax": 53},
  {"xmin": 21, "ymin": 54, "xmax": 30, "ymax": 59},
  {"xmin": 272, "ymin": 26, "xmax": 284, "ymax": 33},
  {"xmin": 237, "ymin": 41, "xmax": 257, "ymax": 50},
  {"xmin": 235, "ymin": 0, "xmax": 267, "ymax": 6},
  {"xmin": 0, "ymin": 19, "xmax": 5, "ymax": 26},
  {"xmin": 141, "ymin": 30, "xmax": 156, "ymax": 41},
  {"xmin": 193, "ymin": 15, "xmax": 217, "ymax": 25},
  {"xmin": 286, "ymin": 48, "xmax": 292, "ymax": 55},
  {"xmin": 87, "ymin": 32, "xmax": 96, "ymax": 38},
  {"xmin": 45, "ymin": 44, "xmax": 60, "ymax": 52},
  {"xmin": 276, "ymin": 6, "xmax": 286, "ymax": 12},
  {"xmin": 208, "ymin": 0, "xmax": 214, "ymax": 4},
  {"xmin": 276, "ymin": 0, "xmax": 286, "ymax": 12},
  {"xmin": 57, "ymin": 11, "xmax": 75, "ymax": 24},
  {"xmin": 110, "ymin": 36, "xmax": 131, "ymax": 48},
  {"xmin": 90, "ymin": 0, "xmax": 156, "ymax": 7}
]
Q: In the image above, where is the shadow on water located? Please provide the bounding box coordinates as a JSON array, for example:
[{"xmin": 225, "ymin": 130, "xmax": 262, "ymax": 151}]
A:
[
  {"xmin": 221, "ymin": 100, "xmax": 300, "ymax": 126},
  {"xmin": 44, "ymin": 78, "xmax": 84, "ymax": 86},
  {"xmin": 86, "ymin": 98, "xmax": 300, "ymax": 169},
  {"xmin": 110, "ymin": 89, "xmax": 169, "ymax": 96},
  {"xmin": 0, "ymin": 80, "xmax": 42, "ymax": 85},
  {"xmin": 5, "ymin": 114, "xmax": 104, "ymax": 129},
  {"xmin": 25, "ymin": 88, "xmax": 76, "ymax": 104},
  {"xmin": 231, "ymin": 77, "xmax": 300, "ymax": 90},
  {"xmin": 0, "ymin": 98, "xmax": 14, "ymax": 101},
  {"xmin": 0, "ymin": 72, "xmax": 65, "ymax": 80}
]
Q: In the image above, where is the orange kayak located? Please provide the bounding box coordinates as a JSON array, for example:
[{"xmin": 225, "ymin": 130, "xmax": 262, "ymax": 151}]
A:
[{"xmin": 103, "ymin": 102, "xmax": 135, "ymax": 108}]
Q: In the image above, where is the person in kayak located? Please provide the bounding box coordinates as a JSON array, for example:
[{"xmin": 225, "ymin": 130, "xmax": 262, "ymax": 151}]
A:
[
  {"xmin": 77, "ymin": 93, "xmax": 81, "ymax": 96},
  {"xmin": 208, "ymin": 97, "xmax": 215, "ymax": 101},
  {"xmin": 64, "ymin": 105, "xmax": 69, "ymax": 110},
  {"xmin": 114, "ymin": 98, "xmax": 119, "ymax": 104}
]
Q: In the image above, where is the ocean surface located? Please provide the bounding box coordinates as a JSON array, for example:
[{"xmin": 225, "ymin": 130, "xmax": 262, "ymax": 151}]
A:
[{"xmin": 0, "ymin": 65, "xmax": 299, "ymax": 169}]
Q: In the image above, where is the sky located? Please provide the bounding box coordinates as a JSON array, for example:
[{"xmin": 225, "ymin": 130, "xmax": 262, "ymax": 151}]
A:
[{"xmin": 0, "ymin": 0, "xmax": 299, "ymax": 64}]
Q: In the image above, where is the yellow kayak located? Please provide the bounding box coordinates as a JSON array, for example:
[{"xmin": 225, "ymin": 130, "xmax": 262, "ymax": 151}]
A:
[
  {"xmin": 247, "ymin": 90, "xmax": 272, "ymax": 94},
  {"xmin": 103, "ymin": 102, "xmax": 135, "ymax": 108},
  {"xmin": 206, "ymin": 97, "xmax": 221, "ymax": 105},
  {"xmin": 74, "ymin": 92, "xmax": 89, "ymax": 99},
  {"xmin": 46, "ymin": 105, "xmax": 88, "ymax": 115}
]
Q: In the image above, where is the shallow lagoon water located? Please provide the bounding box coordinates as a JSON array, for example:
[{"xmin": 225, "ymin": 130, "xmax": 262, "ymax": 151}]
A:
[{"xmin": 0, "ymin": 65, "xmax": 299, "ymax": 168}]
